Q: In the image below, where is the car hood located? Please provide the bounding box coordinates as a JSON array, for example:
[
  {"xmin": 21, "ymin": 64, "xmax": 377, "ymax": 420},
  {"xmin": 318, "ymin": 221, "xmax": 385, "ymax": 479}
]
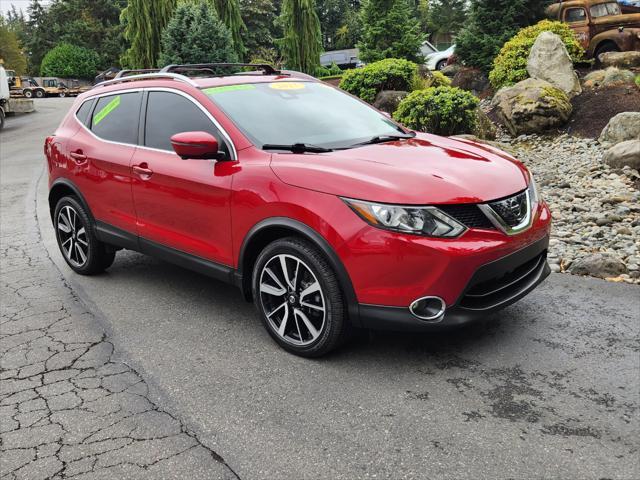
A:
[{"xmin": 269, "ymin": 133, "xmax": 529, "ymax": 204}]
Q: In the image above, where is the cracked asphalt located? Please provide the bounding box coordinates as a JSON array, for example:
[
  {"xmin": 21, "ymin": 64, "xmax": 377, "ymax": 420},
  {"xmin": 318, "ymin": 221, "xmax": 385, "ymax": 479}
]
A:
[{"xmin": 2, "ymin": 98, "xmax": 640, "ymax": 479}]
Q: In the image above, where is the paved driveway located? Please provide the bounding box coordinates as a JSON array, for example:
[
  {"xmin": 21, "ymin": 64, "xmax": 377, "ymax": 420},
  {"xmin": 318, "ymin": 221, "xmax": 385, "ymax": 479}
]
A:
[{"xmin": 3, "ymin": 98, "xmax": 639, "ymax": 479}]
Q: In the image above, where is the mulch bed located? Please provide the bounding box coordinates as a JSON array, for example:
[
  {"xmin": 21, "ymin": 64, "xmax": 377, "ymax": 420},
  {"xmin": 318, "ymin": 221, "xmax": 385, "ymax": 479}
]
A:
[{"xmin": 566, "ymin": 85, "xmax": 640, "ymax": 138}]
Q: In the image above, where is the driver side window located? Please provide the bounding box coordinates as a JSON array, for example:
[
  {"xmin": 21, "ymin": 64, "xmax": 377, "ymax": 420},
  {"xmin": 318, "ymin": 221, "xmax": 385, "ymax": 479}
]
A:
[{"xmin": 144, "ymin": 91, "xmax": 229, "ymax": 156}]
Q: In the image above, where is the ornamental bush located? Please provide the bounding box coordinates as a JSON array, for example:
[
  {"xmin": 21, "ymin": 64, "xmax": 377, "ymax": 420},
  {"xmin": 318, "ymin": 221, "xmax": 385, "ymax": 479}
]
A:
[
  {"xmin": 339, "ymin": 58, "xmax": 418, "ymax": 103},
  {"xmin": 40, "ymin": 43, "xmax": 100, "ymax": 79},
  {"xmin": 393, "ymin": 86, "xmax": 479, "ymax": 136},
  {"xmin": 489, "ymin": 20, "xmax": 585, "ymax": 89},
  {"xmin": 316, "ymin": 62, "xmax": 343, "ymax": 78}
]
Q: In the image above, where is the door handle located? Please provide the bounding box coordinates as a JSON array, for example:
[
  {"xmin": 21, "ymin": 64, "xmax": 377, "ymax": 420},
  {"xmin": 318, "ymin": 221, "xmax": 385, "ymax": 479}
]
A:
[
  {"xmin": 69, "ymin": 151, "xmax": 87, "ymax": 163},
  {"xmin": 132, "ymin": 163, "xmax": 153, "ymax": 178}
]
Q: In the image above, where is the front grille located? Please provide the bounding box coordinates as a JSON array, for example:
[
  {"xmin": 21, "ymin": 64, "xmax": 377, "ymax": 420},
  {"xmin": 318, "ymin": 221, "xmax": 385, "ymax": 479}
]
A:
[
  {"xmin": 438, "ymin": 204, "xmax": 496, "ymax": 230},
  {"xmin": 487, "ymin": 190, "xmax": 528, "ymax": 227},
  {"xmin": 459, "ymin": 251, "xmax": 547, "ymax": 311}
]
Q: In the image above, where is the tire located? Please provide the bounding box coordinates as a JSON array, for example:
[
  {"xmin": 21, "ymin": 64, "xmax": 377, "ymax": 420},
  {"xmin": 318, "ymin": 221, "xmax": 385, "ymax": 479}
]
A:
[
  {"xmin": 59, "ymin": 91, "xmax": 66, "ymax": 98},
  {"xmin": 23, "ymin": 89, "xmax": 33, "ymax": 98},
  {"xmin": 252, "ymin": 237, "xmax": 348, "ymax": 357},
  {"xmin": 0, "ymin": 109, "xmax": 4, "ymax": 130},
  {"xmin": 54, "ymin": 196, "xmax": 116, "ymax": 275},
  {"xmin": 436, "ymin": 60, "xmax": 447, "ymax": 71},
  {"xmin": 35, "ymin": 89, "xmax": 45, "ymax": 98}
]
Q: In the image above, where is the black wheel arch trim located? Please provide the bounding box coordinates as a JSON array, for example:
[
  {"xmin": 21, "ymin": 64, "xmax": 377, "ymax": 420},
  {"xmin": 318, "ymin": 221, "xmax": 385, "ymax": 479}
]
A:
[
  {"xmin": 49, "ymin": 178, "xmax": 95, "ymax": 225},
  {"xmin": 237, "ymin": 217, "xmax": 362, "ymax": 326}
]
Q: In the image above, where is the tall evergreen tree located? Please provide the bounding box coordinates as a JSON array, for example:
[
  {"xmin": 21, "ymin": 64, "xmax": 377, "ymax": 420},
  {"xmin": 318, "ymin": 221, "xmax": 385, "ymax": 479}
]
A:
[
  {"xmin": 121, "ymin": 0, "xmax": 177, "ymax": 68},
  {"xmin": 278, "ymin": 0, "xmax": 323, "ymax": 74},
  {"xmin": 159, "ymin": 2, "xmax": 238, "ymax": 66},
  {"xmin": 0, "ymin": 17, "xmax": 28, "ymax": 75},
  {"xmin": 240, "ymin": 0, "xmax": 279, "ymax": 54},
  {"xmin": 213, "ymin": 0, "xmax": 247, "ymax": 59},
  {"xmin": 358, "ymin": 0, "xmax": 424, "ymax": 63},
  {"xmin": 426, "ymin": 0, "xmax": 468, "ymax": 37},
  {"xmin": 455, "ymin": 0, "xmax": 553, "ymax": 72}
]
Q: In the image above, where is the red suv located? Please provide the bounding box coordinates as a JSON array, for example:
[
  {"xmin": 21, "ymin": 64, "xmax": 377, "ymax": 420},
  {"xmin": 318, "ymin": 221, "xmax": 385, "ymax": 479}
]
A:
[{"xmin": 46, "ymin": 63, "xmax": 551, "ymax": 357}]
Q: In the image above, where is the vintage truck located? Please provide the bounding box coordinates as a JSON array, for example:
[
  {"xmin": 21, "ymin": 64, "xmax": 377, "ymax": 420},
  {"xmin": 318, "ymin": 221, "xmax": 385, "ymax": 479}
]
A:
[{"xmin": 546, "ymin": 0, "xmax": 640, "ymax": 58}]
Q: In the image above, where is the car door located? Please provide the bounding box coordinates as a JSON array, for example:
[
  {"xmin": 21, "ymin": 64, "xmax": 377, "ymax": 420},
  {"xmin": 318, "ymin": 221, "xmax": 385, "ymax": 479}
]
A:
[
  {"xmin": 130, "ymin": 89, "xmax": 236, "ymax": 267},
  {"xmin": 66, "ymin": 91, "xmax": 141, "ymax": 235}
]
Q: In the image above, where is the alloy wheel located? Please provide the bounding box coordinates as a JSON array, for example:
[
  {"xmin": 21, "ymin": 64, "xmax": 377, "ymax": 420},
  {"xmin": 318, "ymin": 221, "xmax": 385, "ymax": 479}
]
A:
[
  {"xmin": 57, "ymin": 205, "xmax": 89, "ymax": 268},
  {"xmin": 259, "ymin": 254, "xmax": 326, "ymax": 346}
]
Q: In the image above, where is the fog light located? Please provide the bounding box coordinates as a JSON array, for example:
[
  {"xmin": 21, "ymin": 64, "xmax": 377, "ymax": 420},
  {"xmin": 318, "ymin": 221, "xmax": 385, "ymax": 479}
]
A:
[{"xmin": 409, "ymin": 296, "xmax": 446, "ymax": 321}]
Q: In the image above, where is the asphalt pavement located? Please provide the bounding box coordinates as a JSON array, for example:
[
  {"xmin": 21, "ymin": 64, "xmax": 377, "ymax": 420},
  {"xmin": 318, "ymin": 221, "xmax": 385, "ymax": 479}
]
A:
[{"xmin": 3, "ymin": 98, "xmax": 640, "ymax": 479}]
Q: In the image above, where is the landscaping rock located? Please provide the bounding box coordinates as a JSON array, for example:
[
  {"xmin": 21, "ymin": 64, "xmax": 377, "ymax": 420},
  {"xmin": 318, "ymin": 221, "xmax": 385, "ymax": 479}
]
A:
[
  {"xmin": 603, "ymin": 140, "xmax": 640, "ymax": 170},
  {"xmin": 599, "ymin": 112, "xmax": 640, "ymax": 147},
  {"xmin": 474, "ymin": 108, "xmax": 497, "ymax": 140},
  {"xmin": 527, "ymin": 31, "xmax": 581, "ymax": 98},
  {"xmin": 451, "ymin": 68, "xmax": 489, "ymax": 96},
  {"xmin": 440, "ymin": 64, "xmax": 461, "ymax": 78},
  {"xmin": 583, "ymin": 67, "xmax": 637, "ymax": 88},
  {"xmin": 373, "ymin": 90, "xmax": 408, "ymax": 115},
  {"xmin": 491, "ymin": 78, "xmax": 572, "ymax": 136},
  {"xmin": 598, "ymin": 51, "xmax": 640, "ymax": 69},
  {"xmin": 568, "ymin": 253, "xmax": 628, "ymax": 278}
]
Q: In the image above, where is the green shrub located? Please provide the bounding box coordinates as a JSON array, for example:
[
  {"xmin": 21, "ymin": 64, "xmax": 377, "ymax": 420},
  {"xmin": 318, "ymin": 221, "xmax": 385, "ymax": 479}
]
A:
[
  {"xmin": 40, "ymin": 43, "xmax": 100, "ymax": 79},
  {"xmin": 636, "ymin": 75, "xmax": 640, "ymax": 88},
  {"xmin": 413, "ymin": 70, "xmax": 452, "ymax": 90},
  {"xmin": 339, "ymin": 58, "xmax": 418, "ymax": 103},
  {"xmin": 489, "ymin": 20, "xmax": 585, "ymax": 89},
  {"xmin": 316, "ymin": 62, "xmax": 343, "ymax": 78},
  {"xmin": 393, "ymin": 86, "xmax": 479, "ymax": 136}
]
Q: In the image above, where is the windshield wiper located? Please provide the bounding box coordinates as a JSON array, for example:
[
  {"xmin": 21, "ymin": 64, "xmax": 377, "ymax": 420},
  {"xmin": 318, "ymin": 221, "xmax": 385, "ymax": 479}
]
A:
[
  {"xmin": 262, "ymin": 143, "xmax": 333, "ymax": 153},
  {"xmin": 345, "ymin": 132, "xmax": 416, "ymax": 149}
]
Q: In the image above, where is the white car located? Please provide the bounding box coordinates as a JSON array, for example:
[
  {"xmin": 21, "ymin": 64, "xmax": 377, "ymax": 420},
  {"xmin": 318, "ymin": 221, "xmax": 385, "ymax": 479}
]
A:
[{"xmin": 421, "ymin": 42, "xmax": 456, "ymax": 71}]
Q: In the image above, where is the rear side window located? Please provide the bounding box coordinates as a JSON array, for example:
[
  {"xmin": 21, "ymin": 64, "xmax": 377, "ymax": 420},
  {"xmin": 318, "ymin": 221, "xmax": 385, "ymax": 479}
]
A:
[
  {"xmin": 90, "ymin": 92, "xmax": 142, "ymax": 145},
  {"xmin": 144, "ymin": 91, "xmax": 226, "ymax": 153},
  {"xmin": 75, "ymin": 99, "xmax": 94, "ymax": 127}
]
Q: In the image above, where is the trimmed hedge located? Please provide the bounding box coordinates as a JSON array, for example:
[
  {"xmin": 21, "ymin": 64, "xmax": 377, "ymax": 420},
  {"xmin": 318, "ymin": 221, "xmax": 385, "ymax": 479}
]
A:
[
  {"xmin": 316, "ymin": 62, "xmax": 343, "ymax": 77},
  {"xmin": 40, "ymin": 43, "xmax": 100, "ymax": 79},
  {"xmin": 339, "ymin": 58, "xmax": 418, "ymax": 103},
  {"xmin": 489, "ymin": 20, "xmax": 584, "ymax": 89},
  {"xmin": 393, "ymin": 86, "xmax": 479, "ymax": 136}
]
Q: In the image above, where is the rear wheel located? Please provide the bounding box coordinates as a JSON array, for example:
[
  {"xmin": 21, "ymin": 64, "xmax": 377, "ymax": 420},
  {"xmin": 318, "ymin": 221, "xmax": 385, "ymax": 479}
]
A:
[
  {"xmin": 34, "ymin": 89, "xmax": 45, "ymax": 98},
  {"xmin": 436, "ymin": 60, "xmax": 447, "ymax": 71},
  {"xmin": 252, "ymin": 237, "xmax": 348, "ymax": 357},
  {"xmin": 23, "ymin": 89, "xmax": 33, "ymax": 98},
  {"xmin": 54, "ymin": 196, "xmax": 115, "ymax": 275}
]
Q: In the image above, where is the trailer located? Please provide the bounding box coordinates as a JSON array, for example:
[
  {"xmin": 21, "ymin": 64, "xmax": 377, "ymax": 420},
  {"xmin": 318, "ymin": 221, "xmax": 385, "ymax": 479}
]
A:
[{"xmin": 1, "ymin": 66, "xmax": 35, "ymax": 130}]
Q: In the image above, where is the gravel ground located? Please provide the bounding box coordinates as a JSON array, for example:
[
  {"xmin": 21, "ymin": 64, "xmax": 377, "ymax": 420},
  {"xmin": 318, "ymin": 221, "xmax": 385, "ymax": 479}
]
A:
[{"xmin": 493, "ymin": 132, "xmax": 640, "ymax": 284}]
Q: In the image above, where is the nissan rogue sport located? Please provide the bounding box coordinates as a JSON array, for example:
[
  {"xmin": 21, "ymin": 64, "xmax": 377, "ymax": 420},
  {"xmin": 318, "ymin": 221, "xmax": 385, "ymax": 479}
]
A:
[{"xmin": 45, "ymin": 63, "xmax": 551, "ymax": 357}]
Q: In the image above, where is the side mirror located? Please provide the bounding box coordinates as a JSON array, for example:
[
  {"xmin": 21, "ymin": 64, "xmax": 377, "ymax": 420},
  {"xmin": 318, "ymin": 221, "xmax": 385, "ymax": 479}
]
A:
[{"xmin": 170, "ymin": 131, "xmax": 225, "ymax": 160}]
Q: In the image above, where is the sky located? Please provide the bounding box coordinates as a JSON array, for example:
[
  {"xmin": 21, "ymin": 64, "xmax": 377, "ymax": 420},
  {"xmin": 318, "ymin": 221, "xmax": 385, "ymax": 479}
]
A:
[{"xmin": 0, "ymin": 0, "xmax": 51, "ymax": 17}]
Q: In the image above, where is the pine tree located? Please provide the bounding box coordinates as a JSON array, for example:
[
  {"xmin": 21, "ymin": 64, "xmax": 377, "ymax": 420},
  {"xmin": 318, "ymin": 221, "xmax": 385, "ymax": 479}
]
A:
[
  {"xmin": 159, "ymin": 2, "xmax": 238, "ymax": 66},
  {"xmin": 358, "ymin": 0, "xmax": 425, "ymax": 63},
  {"xmin": 455, "ymin": 0, "xmax": 553, "ymax": 72},
  {"xmin": 0, "ymin": 18, "xmax": 28, "ymax": 75},
  {"xmin": 121, "ymin": 0, "xmax": 177, "ymax": 68},
  {"xmin": 240, "ymin": 0, "xmax": 279, "ymax": 54},
  {"xmin": 213, "ymin": 0, "xmax": 247, "ymax": 59},
  {"xmin": 278, "ymin": 0, "xmax": 323, "ymax": 74}
]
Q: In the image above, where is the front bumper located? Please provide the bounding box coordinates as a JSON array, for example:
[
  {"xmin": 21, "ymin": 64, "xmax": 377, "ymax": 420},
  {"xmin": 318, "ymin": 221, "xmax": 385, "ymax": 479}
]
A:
[{"xmin": 357, "ymin": 234, "xmax": 550, "ymax": 331}]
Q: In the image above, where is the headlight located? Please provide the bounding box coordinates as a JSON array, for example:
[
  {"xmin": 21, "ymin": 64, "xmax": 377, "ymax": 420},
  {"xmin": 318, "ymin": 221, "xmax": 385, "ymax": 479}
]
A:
[
  {"xmin": 343, "ymin": 198, "xmax": 466, "ymax": 238},
  {"xmin": 527, "ymin": 169, "xmax": 539, "ymax": 205}
]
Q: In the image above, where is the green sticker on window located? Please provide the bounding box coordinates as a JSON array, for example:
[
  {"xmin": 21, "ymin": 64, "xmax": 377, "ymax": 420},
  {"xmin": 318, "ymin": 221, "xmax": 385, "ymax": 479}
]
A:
[
  {"xmin": 203, "ymin": 84, "xmax": 256, "ymax": 95},
  {"xmin": 93, "ymin": 95, "xmax": 121, "ymax": 125}
]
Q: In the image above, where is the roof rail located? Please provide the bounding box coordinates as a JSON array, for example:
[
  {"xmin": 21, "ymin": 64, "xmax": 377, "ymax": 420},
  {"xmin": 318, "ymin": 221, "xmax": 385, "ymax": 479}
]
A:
[
  {"xmin": 160, "ymin": 63, "xmax": 281, "ymax": 76},
  {"xmin": 93, "ymin": 72, "xmax": 198, "ymax": 89},
  {"xmin": 115, "ymin": 69, "xmax": 160, "ymax": 78}
]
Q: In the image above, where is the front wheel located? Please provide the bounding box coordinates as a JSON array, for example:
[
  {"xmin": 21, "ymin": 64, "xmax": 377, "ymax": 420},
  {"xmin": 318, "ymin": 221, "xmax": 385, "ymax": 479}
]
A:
[
  {"xmin": 436, "ymin": 60, "xmax": 447, "ymax": 71},
  {"xmin": 54, "ymin": 196, "xmax": 115, "ymax": 275},
  {"xmin": 0, "ymin": 108, "xmax": 4, "ymax": 130},
  {"xmin": 23, "ymin": 89, "xmax": 33, "ymax": 98},
  {"xmin": 252, "ymin": 237, "xmax": 348, "ymax": 357}
]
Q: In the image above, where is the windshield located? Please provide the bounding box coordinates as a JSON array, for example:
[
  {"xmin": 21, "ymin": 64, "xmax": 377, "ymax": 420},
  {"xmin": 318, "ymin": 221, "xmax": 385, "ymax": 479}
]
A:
[
  {"xmin": 204, "ymin": 81, "xmax": 407, "ymax": 149},
  {"xmin": 590, "ymin": 2, "xmax": 621, "ymax": 17}
]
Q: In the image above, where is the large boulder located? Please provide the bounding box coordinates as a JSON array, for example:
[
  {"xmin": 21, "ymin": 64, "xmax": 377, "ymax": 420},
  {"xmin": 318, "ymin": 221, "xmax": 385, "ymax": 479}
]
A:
[
  {"xmin": 491, "ymin": 78, "xmax": 572, "ymax": 136},
  {"xmin": 598, "ymin": 51, "xmax": 640, "ymax": 69},
  {"xmin": 441, "ymin": 64, "xmax": 461, "ymax": 78},
  {"xmin": 474, "ymin": 109, "xmax": 497, "ymax": 140},
  {"xmin": 603, "ymin": 140, "xmax": 640, "ymax": 170},
  {"xmin": 527, "ymin": 31, "xmax": 582, "ymax": 98},
  {"xmin": 373, "ymin": 90, "xmax": 408, "ymax": 115},
  {"xmin": 568, "ymin": 253, "xmax": 627, "ymax": 279},
  {"xmin": 451, "ymin": 68, "xmax": 489, "ymax": 96},
  {"xmin": 583, "ymin": 67, "xmax": 636, "ymax": 89},
  {"xmin": 599, "ymin": 112, "xmax": 640, "ymax": 147}
]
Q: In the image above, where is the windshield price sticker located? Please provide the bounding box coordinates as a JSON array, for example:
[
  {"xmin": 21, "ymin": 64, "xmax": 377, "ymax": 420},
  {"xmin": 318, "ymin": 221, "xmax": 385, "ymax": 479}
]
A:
[
  {"xmin": 93, "ymin": 95, "xmax": 121, "ymax": 126},
  {"xmin": 269, "ymin": 82, "xmax": 306, "ymax": 91}
]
